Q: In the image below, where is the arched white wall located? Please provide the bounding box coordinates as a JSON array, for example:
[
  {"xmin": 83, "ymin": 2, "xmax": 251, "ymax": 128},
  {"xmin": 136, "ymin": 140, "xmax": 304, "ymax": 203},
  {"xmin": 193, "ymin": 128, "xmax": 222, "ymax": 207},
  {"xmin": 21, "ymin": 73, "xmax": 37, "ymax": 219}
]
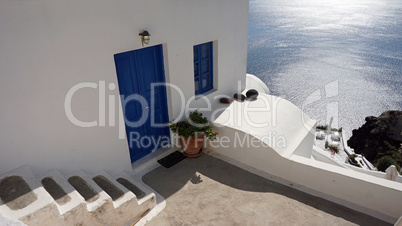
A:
[
  {"xmin": 245, "ymin": 73, "xmax": 270, "ymax": 94},
  {"xmin": 211, "ymin": 92, "xmax": 316, "ymax": 158}
]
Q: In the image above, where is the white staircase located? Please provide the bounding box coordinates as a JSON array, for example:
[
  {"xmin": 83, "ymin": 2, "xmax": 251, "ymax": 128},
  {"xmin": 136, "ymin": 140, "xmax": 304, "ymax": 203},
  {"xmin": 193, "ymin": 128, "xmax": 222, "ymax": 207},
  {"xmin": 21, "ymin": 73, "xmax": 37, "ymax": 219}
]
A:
[{"xmin": 0, "ymin": 165, "xmax": 156, "ymax": 225}]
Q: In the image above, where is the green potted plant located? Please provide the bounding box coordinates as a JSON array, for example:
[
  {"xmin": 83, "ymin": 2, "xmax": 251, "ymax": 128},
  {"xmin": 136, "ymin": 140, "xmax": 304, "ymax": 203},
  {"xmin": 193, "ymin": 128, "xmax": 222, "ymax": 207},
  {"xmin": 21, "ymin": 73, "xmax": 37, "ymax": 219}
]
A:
[{"xmin": 169, "ymin": 110, "xmax": 218, "ymax": 157}]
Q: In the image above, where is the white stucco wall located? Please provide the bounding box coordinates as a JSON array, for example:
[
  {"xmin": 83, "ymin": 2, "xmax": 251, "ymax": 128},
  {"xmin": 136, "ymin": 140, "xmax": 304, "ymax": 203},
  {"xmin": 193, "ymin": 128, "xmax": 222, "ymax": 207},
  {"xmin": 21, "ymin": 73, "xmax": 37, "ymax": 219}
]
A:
[
  {"xmin": 344, "ymin": 163, "xmax": 402, "ymax": 183},
  {"xmin": 211, "ymin": 92, "xmax": 316, "ymax": 158},
  {"xmin": 206, "ymin": 86, "xmax": 401, "ymax": 223},
  {"xmin": 0, "ymin": 0, "xmax": 248, "ymax": 174},
  {"xmin": 209, "ymin": 127, "xmax": 402, "ymax": 223},
  {"xmin": 245, "ymin": 73, "xmax": 270, "ymax": 94}
]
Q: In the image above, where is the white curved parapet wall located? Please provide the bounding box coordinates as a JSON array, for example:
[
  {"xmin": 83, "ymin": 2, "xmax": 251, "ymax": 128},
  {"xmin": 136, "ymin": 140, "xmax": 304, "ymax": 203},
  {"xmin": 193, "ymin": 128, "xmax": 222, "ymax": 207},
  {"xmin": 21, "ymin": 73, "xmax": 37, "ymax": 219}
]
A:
[
  {"xmin": 212, "ymin": 92, "xmax": 316, "ymax": 158},
  {"xmin": 245, "ymin": 74, "xmax": 270, "ymax": 94},
  {"xmin": 207, "ymin": 83, "xmax": 402, "ymax": 223},
  {"xmin": 208, "ymin": 127, "xmax": 402, "ymax": 224}
]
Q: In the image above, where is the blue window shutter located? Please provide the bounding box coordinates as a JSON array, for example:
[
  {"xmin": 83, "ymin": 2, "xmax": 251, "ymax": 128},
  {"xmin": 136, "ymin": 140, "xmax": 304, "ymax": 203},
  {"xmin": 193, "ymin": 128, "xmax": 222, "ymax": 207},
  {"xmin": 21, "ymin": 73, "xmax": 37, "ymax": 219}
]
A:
[{"xmin": 194, "ymin": 42, "xmax": 213, "ymax": 95}]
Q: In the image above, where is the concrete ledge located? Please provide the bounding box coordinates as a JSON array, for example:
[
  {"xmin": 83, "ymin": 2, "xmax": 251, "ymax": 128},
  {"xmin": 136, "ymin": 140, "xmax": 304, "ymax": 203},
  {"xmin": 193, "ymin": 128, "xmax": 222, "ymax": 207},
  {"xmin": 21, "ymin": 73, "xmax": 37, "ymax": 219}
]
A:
[{"xmin": 395, "ymin": 216, "xmax": 402, "ymax": 226}]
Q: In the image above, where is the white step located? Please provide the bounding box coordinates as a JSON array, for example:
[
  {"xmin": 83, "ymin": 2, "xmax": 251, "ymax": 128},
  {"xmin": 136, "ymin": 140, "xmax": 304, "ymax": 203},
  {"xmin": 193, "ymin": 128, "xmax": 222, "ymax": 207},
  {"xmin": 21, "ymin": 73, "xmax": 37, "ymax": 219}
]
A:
[
  {"xmin": 41, "ymin": 169, "xmax": 86, "ymax": 215},
  {"xmin": 92, "ymin": 170, "xmax": 136, "ymax": 208},
  {"xmin": 1, "ymin": 166, "xmax": 158, "ymax": 225},
  {"xmin": 64, "ymin": 170, "xmax": 113, "ymax": 213},
  {"xmin": 0, "ymin": 165, "xmax": 60, "ymax": 222},
  {"xmin": 116, "ymin": 171, "xmax": 156, "ymax": 206}
]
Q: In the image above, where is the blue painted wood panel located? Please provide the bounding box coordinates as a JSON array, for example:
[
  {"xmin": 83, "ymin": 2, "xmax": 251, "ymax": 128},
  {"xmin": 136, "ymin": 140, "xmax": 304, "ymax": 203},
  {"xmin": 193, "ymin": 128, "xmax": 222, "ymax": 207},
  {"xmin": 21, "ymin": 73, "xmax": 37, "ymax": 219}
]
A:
[
  {"xmin": 194, "ymin": 42, "xmax": 213, "ymax": 95},
  {"xmin": 114, "ymin": 45, "xmax": 170, "ymax": 162}
]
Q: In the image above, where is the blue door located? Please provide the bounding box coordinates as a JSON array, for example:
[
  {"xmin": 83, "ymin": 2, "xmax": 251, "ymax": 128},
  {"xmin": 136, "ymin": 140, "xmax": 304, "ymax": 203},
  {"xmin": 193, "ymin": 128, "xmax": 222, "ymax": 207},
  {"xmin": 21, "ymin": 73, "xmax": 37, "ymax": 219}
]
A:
[{"xmin": 114, "ymin": 45, "xmax": 170, "ymax": 163}]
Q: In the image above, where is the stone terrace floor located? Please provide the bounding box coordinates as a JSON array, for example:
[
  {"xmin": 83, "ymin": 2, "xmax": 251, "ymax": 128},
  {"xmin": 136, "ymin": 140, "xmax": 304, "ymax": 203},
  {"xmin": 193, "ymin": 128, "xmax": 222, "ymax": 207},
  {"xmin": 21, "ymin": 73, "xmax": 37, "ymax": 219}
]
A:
[{"xmin": 143, "ymin": 154, "xmax": 390, "ymax": 226}]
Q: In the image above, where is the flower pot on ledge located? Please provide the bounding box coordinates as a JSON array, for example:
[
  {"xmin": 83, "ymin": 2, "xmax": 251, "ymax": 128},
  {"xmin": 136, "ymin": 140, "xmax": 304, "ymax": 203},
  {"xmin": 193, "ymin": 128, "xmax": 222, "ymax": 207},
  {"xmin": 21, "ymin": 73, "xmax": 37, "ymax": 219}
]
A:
[{"xmin": 180, "ymin": 134, "xmax": 204, "ymax": 157}]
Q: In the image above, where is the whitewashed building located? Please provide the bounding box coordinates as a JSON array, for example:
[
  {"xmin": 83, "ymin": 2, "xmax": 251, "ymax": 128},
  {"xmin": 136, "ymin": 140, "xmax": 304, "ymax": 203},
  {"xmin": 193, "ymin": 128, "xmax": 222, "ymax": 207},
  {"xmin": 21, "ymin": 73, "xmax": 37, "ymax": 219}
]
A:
[{"xmin": 0, "ymin": 0, "xmax": 248, "ymax": 173}]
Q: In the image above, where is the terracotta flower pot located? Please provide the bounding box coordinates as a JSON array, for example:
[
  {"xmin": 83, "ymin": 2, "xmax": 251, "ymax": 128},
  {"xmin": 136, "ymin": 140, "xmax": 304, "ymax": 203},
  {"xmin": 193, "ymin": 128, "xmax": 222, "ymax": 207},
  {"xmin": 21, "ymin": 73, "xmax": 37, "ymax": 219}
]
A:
[{"xmin": 180, "ymin": 134, "xmax": 204, "ymax": 157}]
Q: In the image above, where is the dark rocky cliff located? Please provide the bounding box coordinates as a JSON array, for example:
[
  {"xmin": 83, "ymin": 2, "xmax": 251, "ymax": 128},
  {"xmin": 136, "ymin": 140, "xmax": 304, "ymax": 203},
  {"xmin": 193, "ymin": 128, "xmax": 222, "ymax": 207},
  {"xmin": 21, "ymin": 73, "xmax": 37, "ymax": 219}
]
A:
[{"xmin": 347, "ymin": 110, "xmax": 402, "ymax": 171}]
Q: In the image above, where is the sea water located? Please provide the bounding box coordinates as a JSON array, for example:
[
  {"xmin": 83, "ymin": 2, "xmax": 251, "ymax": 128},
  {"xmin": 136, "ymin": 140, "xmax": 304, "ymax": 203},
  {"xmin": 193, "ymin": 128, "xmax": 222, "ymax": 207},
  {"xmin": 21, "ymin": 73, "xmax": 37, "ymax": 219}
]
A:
[{"xmin": 247, "ymin": 0, "xmax": 402, "ymax": 139}]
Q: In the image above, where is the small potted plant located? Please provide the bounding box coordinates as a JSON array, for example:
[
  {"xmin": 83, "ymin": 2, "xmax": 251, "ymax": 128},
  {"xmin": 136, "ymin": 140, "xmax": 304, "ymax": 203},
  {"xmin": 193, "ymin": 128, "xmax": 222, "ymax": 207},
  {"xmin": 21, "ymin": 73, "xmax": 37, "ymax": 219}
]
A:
[
  {"xmin": 169, "ymin": 110, "xmax": 218, "ymax": 157},
  {"xmin": 327, "ymin": 144, "xmax": 339, "ymax": 156}
]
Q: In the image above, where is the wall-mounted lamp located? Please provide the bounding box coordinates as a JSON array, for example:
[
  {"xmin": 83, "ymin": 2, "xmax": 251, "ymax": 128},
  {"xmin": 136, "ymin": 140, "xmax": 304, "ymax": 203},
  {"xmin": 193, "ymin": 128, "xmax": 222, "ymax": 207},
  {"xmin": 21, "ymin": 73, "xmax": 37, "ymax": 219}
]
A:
[{"xmin": 139, "ymin": 31, "xmax": 150, "ymax": 47}]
